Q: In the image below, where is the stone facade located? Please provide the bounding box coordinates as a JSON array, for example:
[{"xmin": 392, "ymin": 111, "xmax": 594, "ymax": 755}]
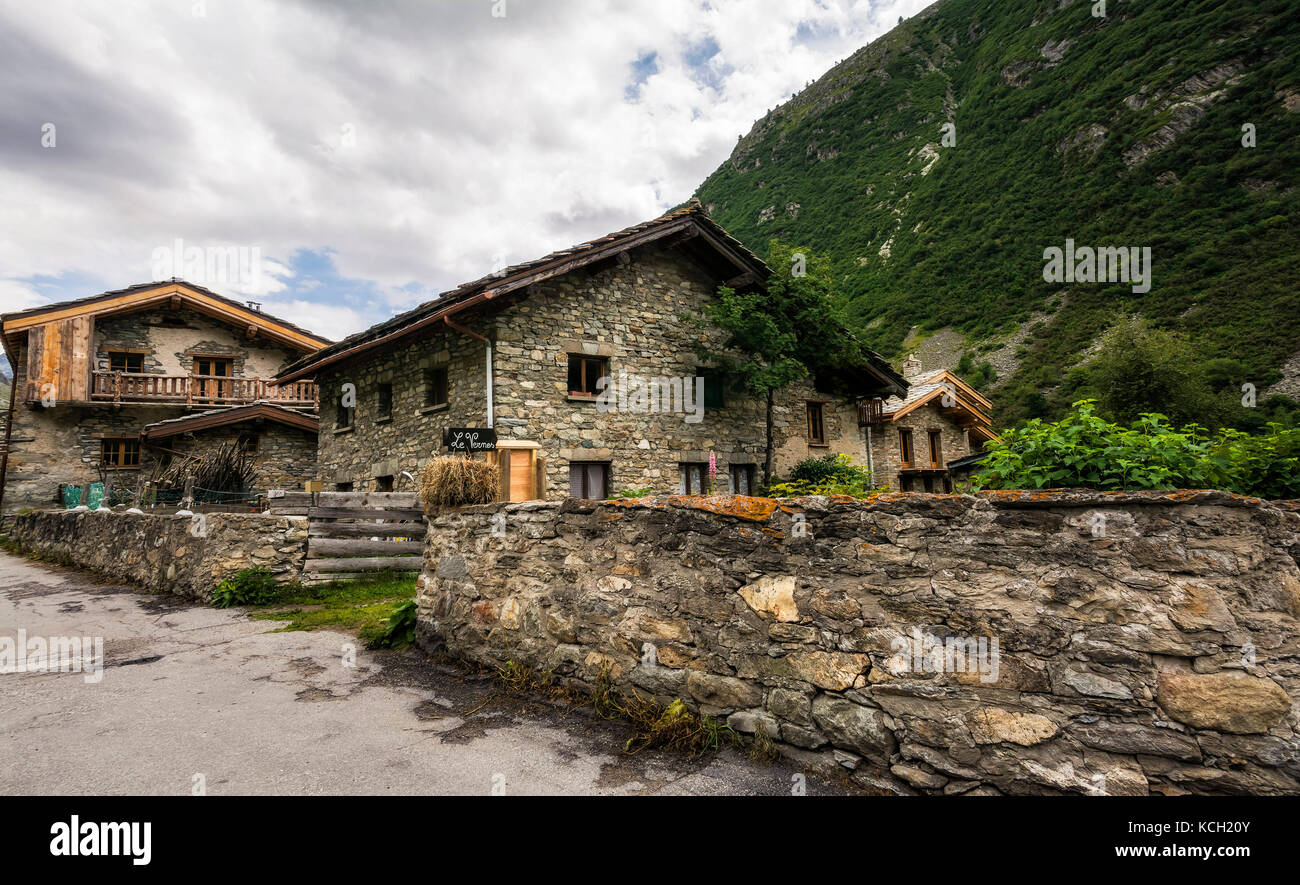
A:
[
  {"xmin": 417, "ymin": 490, "xmax": 1300, "ymax": 795},
  {"xmin": 316, "ymin": 241, "xmax": 877, "ymax": 495},
  {"xmin": 159, "ymin": 420, "xmax": 318, "ymax": 491},
  {"xmin": 4, "ymin": 304, "xmax": 314, "ymax": 511},
  {"xmin": 7, "ymin": 509, "xmax": 309, "ymax": 601},
  {"xmin": 868, "ymin": 401, "xmax": 980, "ymax": 492}
]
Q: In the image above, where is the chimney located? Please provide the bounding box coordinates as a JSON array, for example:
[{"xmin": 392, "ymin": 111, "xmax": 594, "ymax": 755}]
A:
[{"xmin": 903, "ymin": 353, "xmax": 923, "ymax": 380}]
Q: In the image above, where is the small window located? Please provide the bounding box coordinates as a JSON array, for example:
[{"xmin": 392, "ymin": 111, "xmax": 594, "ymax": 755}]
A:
[
  {"xmin": 568, "ymin": 355, "xmax": 607, "ymax": 397},
  {"xmin": 377, "ymin": 382, "xmax": 393, "ymax": 420},
  {"xmin": 899, "ymin": 429, "xmax": 914, "ymax": 467},
  {"xmin": 108, "ymin": 352, "xmax": 144, "ymax": 373},
  {"xmin": 806, "ymin": 402, "xmax": 826, "ymax": 445},
  {"xmin": 238, "ymin": 434, "xmax": 259, "ymax": 454},
  {"xmin": 100, "ymin": 438, "xmax": 140, "ymax": 468},
  {"xmin": 375, "ymin": 475, "xmax": 394, "ymax": 492},
  {"xmin": 679, "ymin": 462, "xmax": 712, "ymax": 495},
  {"xmin": 729, "ymin": 464, "xmax": 756, "ymax": 495},
  {"xmin": 337, "ymin": 388, "xmax": 354, "ymax": 430},
  {"xmin": 568, "ymin": 462, "xmax": 609, "ymax": 499},
  {"xmin": 335, "ymin": 482, "xmax": 354, "ymax": 492},
  {"xmin": 928, "ymin": 430, "xmax": 943, "ymax": 468},
  {"xmin": 698, "ymin": 367, "xmax": 725, "ymax": 409},
  {"xmin": 424, "ymin": 368, "xmax": 448, "ymax": 408}
]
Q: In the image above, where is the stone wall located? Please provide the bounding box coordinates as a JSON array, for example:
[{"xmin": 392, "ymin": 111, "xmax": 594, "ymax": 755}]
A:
[
  {"xmin": 6, "ymin": 509, "xmax": 308, "ymax": 601},
  {"xmin": 417, "ymin": 490, "xmax": 1300, "ymax": 795},
  {"xmin": 315, "ymin": 241, "xmax": 872, "ymax": 495}
]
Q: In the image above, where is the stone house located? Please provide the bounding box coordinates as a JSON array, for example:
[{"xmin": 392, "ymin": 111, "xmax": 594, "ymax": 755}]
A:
[
  {"xmin": 276, "ymin": 204, "xmax": 909, "ymax": 500},
  {"xmin": 0, "ymin": 281, "xmax": 330, "ymax": 511},
  {"xmin": 139, "ymin": 402, "xmax": 320, "ymax": 491},
  {"xmin": 867, "ymin": 356, "xmax": 997, "ymax": 492}
]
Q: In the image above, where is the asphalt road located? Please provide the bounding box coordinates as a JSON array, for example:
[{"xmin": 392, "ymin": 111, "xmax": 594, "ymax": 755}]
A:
[{"xmin": 0, "ymin": 551, "xmax": 841, "ymax": 796}]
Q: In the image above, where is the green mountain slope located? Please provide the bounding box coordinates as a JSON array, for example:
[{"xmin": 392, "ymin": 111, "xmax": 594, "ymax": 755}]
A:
[{"xmin": 695, "ymin": 0, "xmax": 1299, "ymax": 424}]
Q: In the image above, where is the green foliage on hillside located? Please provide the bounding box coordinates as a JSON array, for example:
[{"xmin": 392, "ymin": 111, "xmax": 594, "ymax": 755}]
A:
[
  {"xmin": 695, "ymin": 0, "xmax": 1300, "ymax": 427},
  {"xmin": 973, "ymin": 400, "xmax": 1300, "ymax": 498}
]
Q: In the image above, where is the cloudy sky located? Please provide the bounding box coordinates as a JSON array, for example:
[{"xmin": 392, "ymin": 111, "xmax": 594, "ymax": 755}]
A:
[{"xmin": 0, "ymin": 0, "xmax": 930, "ymax": 341}]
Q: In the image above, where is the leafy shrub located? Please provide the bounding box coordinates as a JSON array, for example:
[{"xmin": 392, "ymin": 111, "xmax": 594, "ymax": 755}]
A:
[
  {"xmin": 973, "ymin": 401, "xmax": 1300, "ymax": 499},
  {"xmin": 769, "ymin": 453, "xmax": 885, "ymax": 498},
  {"xmin": 607, "ymin": 488, "xmax": 653, "ymax": 500},
  {"xmin": 366, "ymin": 598, "xmax": 417, "ymax": 649},
  {"xmin": 419, "ymin": 456, "xmax": 498, "ymax": 508},
  {"xmin": 211, "ymin": 567, "xmax": 280, "ymax": 608}
]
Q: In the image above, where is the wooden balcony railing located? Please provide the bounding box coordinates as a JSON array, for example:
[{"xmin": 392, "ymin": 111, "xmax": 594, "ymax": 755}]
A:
[
  {"xmin": 91, "ymin": 372, "xmax": 318, "ymax": 409},
  {"xmin": 857, "ymin": 397, "xmax": 885, "ymax": 427}
]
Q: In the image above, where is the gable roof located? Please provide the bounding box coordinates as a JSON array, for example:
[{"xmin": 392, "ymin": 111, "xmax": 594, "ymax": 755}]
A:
[
  {"xmin": 883, "ymin": 368, "xmax": 996, "ymax": 434},
  {"xmin": 140, "ymin": 401, "xmax": 319, "ymax": 441},
  {"xmin": 276, "ymin": 203, "xmax": 765, "ymax": 383},
  {"xmin": 1, "ymin": 280, "xmax": 331, "ymax": 364},
  {"xmin": 275, "ymin": 203, "xmax": 905, "ymax": 396}
]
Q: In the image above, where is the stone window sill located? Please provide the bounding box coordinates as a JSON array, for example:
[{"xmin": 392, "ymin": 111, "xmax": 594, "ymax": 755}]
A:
[
  {"xmin": 808, "ymin": 442, "xmax": 830, "ymax": 448},
  {"xmin": 334, "ymin": 426, "xmax": 354, "ymax": 435},
  {"xmin": 375, "ymin": 416, "xmax": 392, "ymax": 425},
  {"xmin": 566, "ymin": 394, "xmax": 598, "ymax": 404},
  {"xmin": 420, "ymin": 404, "xmax": 449, "ymax": 415}
]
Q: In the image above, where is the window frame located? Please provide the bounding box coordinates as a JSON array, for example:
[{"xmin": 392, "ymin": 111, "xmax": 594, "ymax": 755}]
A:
[
  {"xmin": 107, "ymin": 350, "xmax": 145, "ymax": 374},
  {"xmin": 337, "ymin": 388, "xmax": 355, "ymax": 431},
  {"xmin": 423, "ymin": 367, "xmax": 449, "ymax": 409},
  {"xmin": 377, "ymin": 381, "xmax": 393, "ymax": 421},
  {"xmin": 806, "ymin": 401, "xmax": 827, "ymax": 445},
  {"xmin": 100, "ymin": 437, "xmax": 141, "ymax": 469},
  {"xmin": 698, "ymin": 367, "xmax": 725, "ymax": 410},
  {"xmin": 568, "ymin": 462, "xmax": 610, "ymax": 499},
  {"xmin": 728, "ymin": 463, "xmax": 756, "ymax": 495},
  {"xmin": 567, "ymin": 354, "xmax": 608, "ymax": 398},
  {"xmin": 679, "ymin": 462, "xmax": 712, "ymax": 495},
  {"xmin": 899, "ymin": 428, "xmax": 915, "ymax": 468},
  {"xmin": 928, "ymin": 429, "xmax": 943, "ymax": 468}
]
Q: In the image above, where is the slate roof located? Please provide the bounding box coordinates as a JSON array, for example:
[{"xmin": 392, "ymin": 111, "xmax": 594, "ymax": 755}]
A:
[{"xmin": 140, "ymin": 401, "xmax": 319, "ymax": 440}]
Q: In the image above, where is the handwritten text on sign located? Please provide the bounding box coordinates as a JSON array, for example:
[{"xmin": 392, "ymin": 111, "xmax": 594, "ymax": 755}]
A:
[{"xmin": 444, "ymin": 428, "xmax": 498, "ymax": 452}]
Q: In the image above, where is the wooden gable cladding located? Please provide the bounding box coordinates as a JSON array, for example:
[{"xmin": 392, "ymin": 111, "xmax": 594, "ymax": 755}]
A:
[{"xmin": 25, "ymin": 316, "xmax": 92, "ymax": 404}]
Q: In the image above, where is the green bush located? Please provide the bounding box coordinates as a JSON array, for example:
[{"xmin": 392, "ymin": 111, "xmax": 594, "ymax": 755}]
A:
[
  {"xmin": 769, "ymin": 453, "xmax": 885, "ymax": 498},
  {"xmin": 973, "ymin": 400, "xmax": 1300, "ymax": 498},
  {"xmin": 211, "ymin": 567, "xmax": 281, "ymax": 608},
  {"xmin": 607, "ymin": 488, "xmax": 653, "ymax": 500},
  {"xmin": 366, "ymin": 598, "xmax": 417, "ymax": 649}
]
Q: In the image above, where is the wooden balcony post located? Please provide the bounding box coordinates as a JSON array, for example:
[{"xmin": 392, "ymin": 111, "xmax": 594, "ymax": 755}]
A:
[{"xmin": 113, "ymin": 371, "xmax": 122, "ymax": 404}]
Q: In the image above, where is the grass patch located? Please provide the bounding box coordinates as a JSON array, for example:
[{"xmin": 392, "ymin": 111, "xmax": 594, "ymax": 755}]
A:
[{"xmin": 249, "ymin": 571, "xmax": 417, "ymax": 647}]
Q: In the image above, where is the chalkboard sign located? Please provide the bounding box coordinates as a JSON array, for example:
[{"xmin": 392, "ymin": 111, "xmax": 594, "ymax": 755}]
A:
[{"xmin": 444, "ymin": 428, "xmax": 497, "ymax": 452}]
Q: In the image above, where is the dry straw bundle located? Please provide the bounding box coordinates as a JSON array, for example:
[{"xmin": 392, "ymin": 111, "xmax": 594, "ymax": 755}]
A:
[{"xmin": 419, "ymin": 456, "xmax": 498, "ymax": 508}]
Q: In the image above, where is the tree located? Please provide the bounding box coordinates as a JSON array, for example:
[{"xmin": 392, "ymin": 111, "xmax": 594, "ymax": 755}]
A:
[
  {"xmin": 1085, "ymin": 315, "xmax": 1220, "ymax": 428},
  {"xmin": 692, "ymin": 240, "xmax": 877, "ymax": 484}
]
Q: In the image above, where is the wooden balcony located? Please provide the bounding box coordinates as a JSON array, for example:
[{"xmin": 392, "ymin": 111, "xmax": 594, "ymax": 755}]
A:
[{"xmin": 90, "ymin": 372, "xmax": 318, "ymax": 409}]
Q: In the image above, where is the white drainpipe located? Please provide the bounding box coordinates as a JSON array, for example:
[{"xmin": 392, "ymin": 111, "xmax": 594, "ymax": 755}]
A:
[
  {"xmin": 866, "ymin": 423, "xmax": 875, "ymax": 480},
  {"xmin": 485, "ymin": 338, "xmax": 494, "ymax": 428}
]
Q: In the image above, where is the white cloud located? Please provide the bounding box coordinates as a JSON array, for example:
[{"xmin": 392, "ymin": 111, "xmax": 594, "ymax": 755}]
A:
[{"xmin": 0, "ymin": 0, "xmax": 932, "ymax": 332}]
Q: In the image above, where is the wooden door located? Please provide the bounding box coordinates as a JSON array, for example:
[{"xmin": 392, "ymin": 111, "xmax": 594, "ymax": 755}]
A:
[
  {"xmin": 194, "ymin": 357, "xmax": 232, "ymax": 400},
  {"xmin": 508, "ymin": 450, "xmax": 532, "ymax": 502}
]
